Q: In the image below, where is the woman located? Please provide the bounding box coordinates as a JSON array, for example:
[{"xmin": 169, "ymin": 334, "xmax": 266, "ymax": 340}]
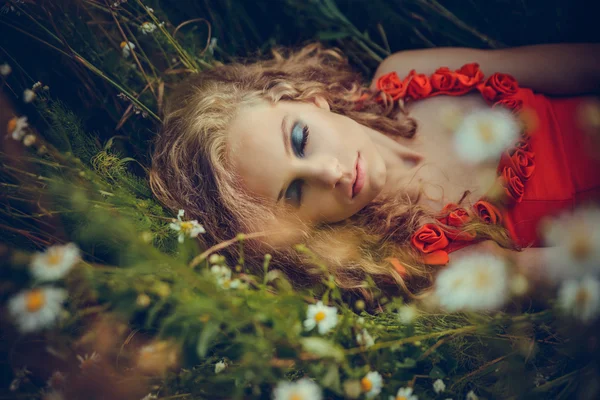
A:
[{"xmin": 149, "ymin": 42, "xmax": 600, "ymax": 306}]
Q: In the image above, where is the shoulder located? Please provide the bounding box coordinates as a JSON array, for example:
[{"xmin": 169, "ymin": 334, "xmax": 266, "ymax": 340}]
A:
[{"xmin": 370, "ymin": 47, "xmax": 491, "ymax": 91}]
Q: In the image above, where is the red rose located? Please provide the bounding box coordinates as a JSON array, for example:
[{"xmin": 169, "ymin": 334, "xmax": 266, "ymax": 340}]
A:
[
  {"xmin": 501, "ymin": 166, "xmax": 525, "ymax": 203},
  {"xmin": 431, "ymin": 67, "xmax": 457, "ymax": 91},
  {"xmin": 406, "ymin": 70, "xmax": 433, "ymax": 100},
  {"xmin": 500, "ymin": 145, "xmax": 535, "ymax": 180},
  {"xmin": 376, "ymin": 72, "xmax": 407, "ymax": 101},
  {"xmin": 411, "ymin": 223, "xmax": 449, "ymax": 253},
  {"xmin": 454, "ymin": 63, "xmax": 484, "ymax": 87},
  {"xmin": 439, "ymin": 203, "xmax": 471, "ymax": 226},
  {"xmin": 473, "ymin": 201, "xmax": 503, "ymax": 224},
  {"xmin": 478, "ymin": 73, "xmax": 519, "ymax": 103},
  {"xmin": 492, "ymin": 91, "xmax": 528, "ymax": 112}
]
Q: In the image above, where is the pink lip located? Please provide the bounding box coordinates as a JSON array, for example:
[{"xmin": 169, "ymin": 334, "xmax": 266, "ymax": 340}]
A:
[{"xmin": 352, "ymin": 153, "xmax": 365, "ymax": 198}]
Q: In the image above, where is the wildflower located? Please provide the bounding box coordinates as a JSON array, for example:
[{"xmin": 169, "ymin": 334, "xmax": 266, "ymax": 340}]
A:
[
  {"xmin": 398, "ymin": 304, "xmax": 418, "ymax": 324},
  {"xmin": 355, "ymin": 328, "xmax": 375, "ymax": 348},
  {"xmin": 361, "ymin": 371, "xmax": 383, "ymax": 399},
  {"xmin": 0, "ymin": 62, "xmax": 11, "ymax": 76},
  {"xmin": 120, "ymin": 41, "xmax": 135, "ymax": 58},
  {"xmin": 7, "ymin": 116, "xmax": 29, "ymax": 141},
  {"xmin": 272, "ymin": 377, "xmax": 322, "ymax": 400},
  {"xmin": 433, "ymin": 379, "xmax": 446, "ymax": 394},
  {"xmin": 30, "ymin": 243, "xmax": 80, "ymax": 281},
  {"xmin": 208, "ymin": 37, "xmax": 218, "ymax": 55},
  {"xmin": 543, "ymin": 207, "xmax": 600, "ymax": 281},
  {"xmin": 303, "ymin": 301, "xmax": 338, "ymax": 335},
  {"xmin": 23, "ymin": 134, "xmax": 36, "ymax": 147},
  {"xmin": 46, "ymin": 371, "xmax": 67, "ymax": 389},
  {"xmin": 454, "ymin": 108, "xmax": 520, "ymax": 164},
  {"xmin": 32, "ymin": 81, "xmax": 42, "ymax": 90},
  {"xmin": 210, "ymin": 264, "xmax": 242, "ymax": 289},
  {"xmin": 435, "ymin": 253, "xmax": 509, "ymax": 312},
  {"xmin": 23, "ymin": 89, "xmax": 35, "ymax": 103},
  {"xmin": 169, "ymin": 209, "xmax": 205, "ymax": 243},
  {"xmin": 8, "ymin": 287, "xmax": 67, "ymax": 333},
  {"xmin": 136, "ymin": 293, "xmax": 151, "ymax": 308},
  {"xmin": 510, "ymin": 273, "xmax": 529, "ymax": 296},
  {"xmin": 139, "ymin": 22, "xmax": 157, "ymax": 34},
  {"xmin": 557, "ymin": 277, "xmax": 600, "ymax": 323},
  {"xmin": 389, "ymin": 386, "xmax": 417, "ymax": 400},
  {"xmin": 465, "ymin": 390, "xmax": 478, "ymax": 400},
  {"xmin": 77, "ymin": 352, "xmax": 100, "ymax": 371},
  {"xmin": 215, "ymin": 360, "xmax": 227, "ymax": 374},
  {"xmin": 343, "ymin": 380, "xmax": 362, "ymax": 399}
]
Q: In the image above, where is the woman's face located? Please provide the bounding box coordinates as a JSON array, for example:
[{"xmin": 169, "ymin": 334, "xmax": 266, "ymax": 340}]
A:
[{"xmin": 226, "ymin": 97, "xmax": 388, "ymax": 225}]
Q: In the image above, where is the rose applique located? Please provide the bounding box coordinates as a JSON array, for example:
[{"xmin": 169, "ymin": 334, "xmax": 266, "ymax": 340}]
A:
[
  {"xmin": 411, "ymin": 223, "xmax": 449, "ymax": 253},
  {"xmin": 376, "ymin": 71, "xmax": 407, "ymax": 100}
]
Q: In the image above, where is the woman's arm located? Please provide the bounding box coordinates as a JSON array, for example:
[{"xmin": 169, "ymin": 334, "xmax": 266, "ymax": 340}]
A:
[{"xmin": 370, "ymin": 43, "xmax": 600, "ymax": 96}]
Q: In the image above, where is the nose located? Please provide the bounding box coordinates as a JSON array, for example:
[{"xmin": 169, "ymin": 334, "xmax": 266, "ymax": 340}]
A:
[{"xmin": 298, "ymin": 155, "xmax": 343, "ymax": 188}]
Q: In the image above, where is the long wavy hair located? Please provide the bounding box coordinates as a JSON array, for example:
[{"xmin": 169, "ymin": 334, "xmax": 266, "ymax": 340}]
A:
[{"xmin": 149, "ymin": 43, "xmax": 515, "ymax": 307}]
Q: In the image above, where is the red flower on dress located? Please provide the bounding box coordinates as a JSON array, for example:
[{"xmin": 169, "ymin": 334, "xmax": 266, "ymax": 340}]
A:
[
  {"xmin": 500, "ymin": 166, "xmax": 525, "ymax": 203},
  {"xmin": 473, "ymin": 201, "xmax": 503, "ymax": 224},
  {"xmin": 376, "ymin": 72, "xmax": 407, "ymax": 101},
  {"xmin": 454, "ymin": 63, "xmax": 484, "ymax": 87},
  {"xmin": 406, "ymin": 70, "xmax": 433, "ymax": 100},
  {"xmin": 411, "ymin": 223, "xmax": 449, "ymax": 253},
  {"xmin": 478, "ymin": 73, "xmax": 519, "ymax": 103},
  {"xmin": 430, "ymin": 67, "xmax": 459, "ymax": 92},
  {"xmin": 500, "ymin": 145, "xmax": 535, "ymax": 180},
  {"xmin": 438, "ymin": 203, "xmax": 471, "ymax": 226}
]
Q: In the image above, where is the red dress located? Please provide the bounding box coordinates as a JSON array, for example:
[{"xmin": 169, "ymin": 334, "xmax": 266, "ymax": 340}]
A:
[{"xmin": 373, "ymin": 64, "xmax": 600, "ymax": 264}]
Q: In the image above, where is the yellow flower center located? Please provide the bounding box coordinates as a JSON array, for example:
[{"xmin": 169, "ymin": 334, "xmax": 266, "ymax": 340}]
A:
[
  {"xmin": 7, "ymin": 117, "xmax": 17, "ymax": 133},
  {"xmin": 314, "ymin": 311, "xmax": 326, "ymax": 322},
  {"xmin": 570, "ymin": 233, "xmax": 592, "ymax": 261},
  {"xmin": 475, "ymin": 270, "xmax": 491, "ymax": 289},
  {"xmin": 180, "ymin": 221, "xmax": 193, "ymax": 233},
  {"xmin": 396, "ymin": 397, "xmax": 408, "ymax": 400},
  {"xmin": 478, "ymin": 121, "xmax": 494, "ymax": 143},
  {"xmin": 223, "ymin": 279, "xmax": 231, "ymax": 288},
  {"xmin": 47, "ymin": 250, "xmax": 63, "ymax": 266},
  {"xmin": 576, "ymin": 289, "xmax": 590, "ymax": 307},
  {"xmin": 289, "ymin": 394, "xmax": 302, "ymax": 400},
  {"xmin": 25, "ymin": 289, "xmax": 46, "ymax": 312},
  {"xmin": 360, "ymin": 377, "xmax": 372, "ymax": 392},
  {"xmin": 120, "ymin": 41, "xmax": 127, "ymax": 48}
]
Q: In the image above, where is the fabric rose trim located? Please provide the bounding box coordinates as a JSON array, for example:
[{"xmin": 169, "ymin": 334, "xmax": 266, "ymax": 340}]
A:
[
  {"xmin": 376, "ymin": 71, "xmax": 407, "ymax": 101},
  {"xmin": 405, "ymin": 70, "xmax": 433, "ymax": 100},
  {"xmin": 473, "ymin": 201, "xmax": 503, "ymax": 224},
  {"xmin": 411, "ymin": 223, "xmax": 449, "ymax": 253},
  {"xmin": 477, "ymin": 72, "xmax": 519, "ymax": 103}
]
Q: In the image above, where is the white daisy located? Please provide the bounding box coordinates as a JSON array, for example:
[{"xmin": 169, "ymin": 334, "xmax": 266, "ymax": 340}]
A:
[
  {"xmin": 120, "ymin": 41, "xmax": 136, "ymax": 58},
  {"xmin": 272, "ymin": 377, "xmax": 322, "ymax": 400},
  {"xmin": 557, "ymin": 277, "xmax": 600, "ymax": 323},
  {"xmin": 30, "ymin": 243, "xmax": 81, "ymax": 281},
  {"xmin": 0, "ymin": 62, "xmax": 11, "ymax": 76},
  {"xmin": 8, "ymin": 287, "xmax": 67, "ymax": 333},
  {"xmin": 543, "ymin": 207, "xmax": 600, "ymax": 281},
  {"xmin": 433, "ymin": 378, "xmax": 446, "ymax": 394},
  {"xmin": 215, "ymin": 360, "xmax": 227, "ymax": 374},
  {"xmin": 388, "ymin": 386, "xmax": 418, "ymax": 400},
  {"xmin": 398, "ymin": 304, "xmax": 418, "ymax": 324},
  {"xmin": 7, "ymin": 116, "xmax": 29, "ymax": 141},
  {"xmin": 23, "ymin": 134, "xmax": 36, "ymax": 147},
  {"xmin": 435, "ymin": 253, "xmax": 509, "ymax": 312},
  {"xmin": 303, "ymin": 301, "xmax": 338, "ymax": 335},
  {"xmin": 361, "ymin": 371, "xmax": 383, "ymax": 399},
  {"xmin": 454, "ymin": 108, "xmax": 520, "ymax": 164},
  {"xmin": 465, "ymin": 390, "xmax": 478, "ymax": 400},
  {"xmin": 23, "ymin": 89, "xmax": 35, "ymax": 103},
  {"xmin": 355, "ymin": 328, "xmax": 375, "ymax": 348},
  {"xmin": 139, "ymin": 22, "xmax": 157, "ymax": 34},
  {"xmin": 169, "ymin": 209, "xmax": 205, "ymax": 243}
]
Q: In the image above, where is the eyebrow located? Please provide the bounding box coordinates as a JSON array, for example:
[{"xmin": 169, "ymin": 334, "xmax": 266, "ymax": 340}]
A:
[{"xmin": 277, "ymin": 114, "xmax": 290, "ymax": 203}]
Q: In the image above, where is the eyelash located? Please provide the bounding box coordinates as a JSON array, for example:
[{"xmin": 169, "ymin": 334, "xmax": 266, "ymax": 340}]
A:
[{"xmin": 286, "ymin": 122, "xmax": 310, "ymax": 205}]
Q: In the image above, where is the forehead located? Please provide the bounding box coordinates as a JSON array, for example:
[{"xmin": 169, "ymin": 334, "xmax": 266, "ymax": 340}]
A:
[{"xmin": 227, "ymin": 101, "xmax": 288, "ymax": 201}]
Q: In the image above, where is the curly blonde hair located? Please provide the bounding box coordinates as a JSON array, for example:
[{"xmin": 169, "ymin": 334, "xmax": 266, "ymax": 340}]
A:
[{"xmin": 149, "ymin": 43, "xmax": 515, "ymax": 307}]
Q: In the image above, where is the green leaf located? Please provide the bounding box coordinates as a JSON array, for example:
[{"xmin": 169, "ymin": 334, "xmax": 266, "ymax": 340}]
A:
[
  {"xmin": 196, "ymin": 321, "xmax": 221, "ymax": 358},
  {"xmin": 429, "ymin": 366, "xmax": 446, "ymax": 379}
]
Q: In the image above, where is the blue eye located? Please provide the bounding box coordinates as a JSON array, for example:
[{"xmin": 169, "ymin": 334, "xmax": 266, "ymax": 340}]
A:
[
  {"xmin": 285, "ymin": 179, "xmax": 303, "ymax": 205},
  {"xmin": 291, "ymin": 122, "xmax": 310, "ymax": 157}
]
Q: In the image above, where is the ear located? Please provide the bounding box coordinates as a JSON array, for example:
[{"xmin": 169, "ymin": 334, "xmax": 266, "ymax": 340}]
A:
[{"xmin": 312, "ymin": 95, "xmax": 331, "ymax": 111}]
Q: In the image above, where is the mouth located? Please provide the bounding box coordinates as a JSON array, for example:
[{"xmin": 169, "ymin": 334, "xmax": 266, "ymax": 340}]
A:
[{"xmin": 352, "ymin": 152, "xmax": 365, "ymax": 199}]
